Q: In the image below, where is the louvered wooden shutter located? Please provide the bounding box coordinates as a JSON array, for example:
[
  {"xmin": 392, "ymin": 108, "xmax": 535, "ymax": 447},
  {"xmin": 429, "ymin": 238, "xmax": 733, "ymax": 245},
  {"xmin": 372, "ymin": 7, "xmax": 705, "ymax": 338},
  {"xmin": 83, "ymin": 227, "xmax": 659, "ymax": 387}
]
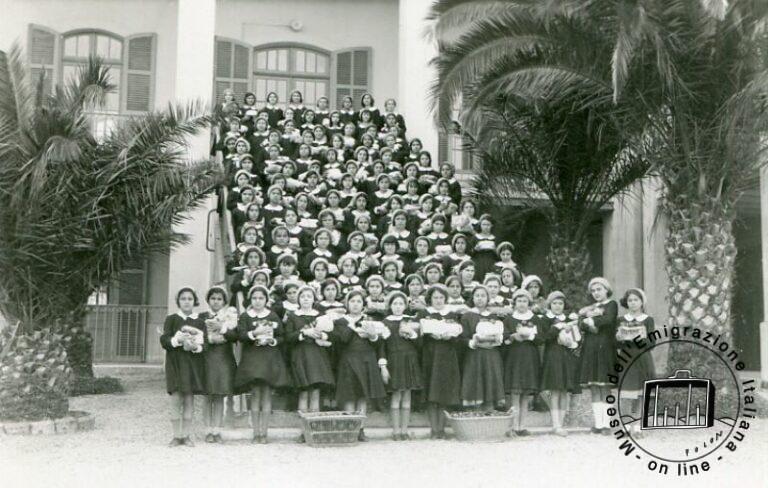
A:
[
  {"xmin": 438, "ymin": 130, "xmax": 449, "ymax": 163},
  {"xmin": 27, "ymin": 24, "xmax": 59, "ymax": 96},
  {"xmin": 213, "ymin": 38, "xmax": 252, "ymax": 104},
  {"xmin": 333, "ymin": 48, "xmax": 371, "ymax": 109},
  {"xmin": 124, "ymin": 34, "xmax": 156, "ymax": 113}
]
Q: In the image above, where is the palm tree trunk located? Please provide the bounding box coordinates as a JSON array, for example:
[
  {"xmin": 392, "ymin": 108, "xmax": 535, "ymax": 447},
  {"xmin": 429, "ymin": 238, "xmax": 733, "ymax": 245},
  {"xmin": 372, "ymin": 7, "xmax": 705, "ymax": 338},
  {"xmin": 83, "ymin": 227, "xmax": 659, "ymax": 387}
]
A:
[
  {"xmin": 547, "ymin": 229, "xmax": 594, "ymax": 425},
  {"xmin": 546, "ymin": 230, "xmax": 593, "ymax": 310},
  {"xmin": 664, "ymin": 196, "xmax": 737, "ymax": 388}
]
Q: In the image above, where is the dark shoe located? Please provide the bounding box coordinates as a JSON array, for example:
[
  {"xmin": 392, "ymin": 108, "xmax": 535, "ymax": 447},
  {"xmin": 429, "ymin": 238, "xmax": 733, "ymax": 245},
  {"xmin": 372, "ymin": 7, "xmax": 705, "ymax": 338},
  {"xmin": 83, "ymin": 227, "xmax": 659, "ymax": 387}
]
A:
[
  {"xmin": 601, "ymin": 427, "xmax": 612, "ymax": 436},
  {"xmin": 297, "ymin": 433, "xmax": 306, "ymax": 443},
  {"xmin": 590, "ymin": 427, "xmax": 602, "ymax": 434},
  {"xmin": 260, "ymin": 435, "xmax": 269, "ymax": 444},
  {"xmin": 168, "ymin": 437, "xmax": 183, "ymax": 447},
  {"xmin": 357, "ymin": 429, "xmax": 368, "ymax": 442},
  {"xmin": 181, "ymin": 436, "xmax": 195, "ymax": 447},
  {"xmin": 436, "ymin": 431, "xmax": 446, "ymax": 439},
  {"xmin": 213, "ymin": 434, "xmax": 224, "ymax": 444},
  {"xmin": 204, "ymin": 433, "xmax": 216, "ymax": 443},
  {"xmin": 392, "ymin": 433, "xmax": 400, "ymax": 441},
  {"xmin": 515, "ymin": 429, "xmax": 530, "ymax": 437},
  {"xmin": 429, "ymin": 431, "xmax": 439, "ymax": 440},
  {"xmin": 252, "ymin": 435, "xmax": 262, "ymax": 444},
  {"xmin": 400, "ymin": 432, "xmax": 410, "ymax": 441}
]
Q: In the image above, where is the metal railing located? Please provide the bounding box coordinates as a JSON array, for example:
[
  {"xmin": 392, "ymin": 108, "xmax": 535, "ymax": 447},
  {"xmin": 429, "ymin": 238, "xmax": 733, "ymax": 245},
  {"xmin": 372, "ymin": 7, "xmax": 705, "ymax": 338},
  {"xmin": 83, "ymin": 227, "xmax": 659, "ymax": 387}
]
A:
[{"xmin": 85, "ymin": 304, "xmax": 167, "ymax": 363}]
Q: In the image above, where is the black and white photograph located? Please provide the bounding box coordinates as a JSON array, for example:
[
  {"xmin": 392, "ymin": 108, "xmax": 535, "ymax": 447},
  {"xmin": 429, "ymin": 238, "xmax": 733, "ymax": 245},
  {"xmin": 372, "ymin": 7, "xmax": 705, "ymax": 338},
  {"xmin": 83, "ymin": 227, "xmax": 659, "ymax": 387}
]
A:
[{"xmin": 0, "ymin": 1, "xmax": 767, "ymax": 487}]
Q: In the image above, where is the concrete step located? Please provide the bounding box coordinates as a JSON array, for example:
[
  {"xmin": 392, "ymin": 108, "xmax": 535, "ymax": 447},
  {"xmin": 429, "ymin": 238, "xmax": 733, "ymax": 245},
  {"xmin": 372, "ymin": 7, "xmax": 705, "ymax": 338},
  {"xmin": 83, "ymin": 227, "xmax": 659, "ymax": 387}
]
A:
[
  {"xmin": 212, "ymin": 425, "xmax": 592, "ymax": 443},
  {"xmin": 219, "ymin": 409, "xmax": 556, "ymax": 429}
]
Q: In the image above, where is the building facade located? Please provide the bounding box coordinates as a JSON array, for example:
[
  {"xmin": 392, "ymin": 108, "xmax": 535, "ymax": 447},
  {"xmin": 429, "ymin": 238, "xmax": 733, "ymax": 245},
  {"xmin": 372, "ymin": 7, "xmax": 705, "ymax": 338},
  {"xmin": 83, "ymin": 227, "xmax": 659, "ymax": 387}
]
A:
[{"xmin": 2, "ymin": 0, "xmax": 764, "ymax": 384}]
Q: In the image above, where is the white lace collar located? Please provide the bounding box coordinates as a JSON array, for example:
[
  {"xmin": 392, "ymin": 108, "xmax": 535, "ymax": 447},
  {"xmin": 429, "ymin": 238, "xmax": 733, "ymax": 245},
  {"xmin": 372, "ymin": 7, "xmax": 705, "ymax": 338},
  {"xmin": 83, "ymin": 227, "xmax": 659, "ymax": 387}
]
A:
[
  {"xmin": 374, "ymin": 189, "xmax": 393, "ymax": 198},
  {"xmin": 319, "ymin": 300, "xmax": 344, "ymax": 308},
  {"xmin": 512, "ymin": 310, "xmax": 534, "ymax": 320},
  {"xmin": 449, "ymin": 253, "xmax": 469, "ymax": 260},
  {"xmin": 469, "ymin": 308, "xmax": 492, "ymax": 317},
  {"xmin": 263, "ymin": 203, "xmax": 284, "ymax": 211},
  {"xmin": 176, "ymin": 311, "xmax": 199, "ymax": 320},
  {"xmin": 391, "ymin": 230, "xmax": 410, "ymax": 238},
  {"xmin": 545, "ymin": 311, "xmax": 566, "ymax": 320},
  {"xmin": 294, "ymin": 309, "xmax": 320, "ymax": 317},
  {"xmin": 246, "ymin": 308, "xmax": 271, "ymax": 319},
  {"xmin": 425, "ymin": 306, "xmax": 452, "ymax": 316},
  {"xmin": 386, "ymin": 314, "xmax": 404, "ymax": 321},
  {"xmin": 338, "ymin": 275, "xmax": 359, "ymax": 284},
  {"xmin": 495, "ymin": 260, "xmax": 518, "ymax": 268},
  {"xmin": 385, "ymin": 282, "xmax": 402, "ymax": 289},
  {"xmin": 476, "ymin": 233, "xmax": 495, "ymax": 240},
  {"xmin": 344, "ymin": 314, "xmax": 364, "ymax": 324},
  {"xmin": 313, "ymin": 249, "xmax": 333, "ymax": 258},
  {"xmin": 427, "ymin": 232, "xmax": 448, "ymax": 239},
  {"xmin": 624, "ymin": 313, "xmax": 648, "ymax": 322}
]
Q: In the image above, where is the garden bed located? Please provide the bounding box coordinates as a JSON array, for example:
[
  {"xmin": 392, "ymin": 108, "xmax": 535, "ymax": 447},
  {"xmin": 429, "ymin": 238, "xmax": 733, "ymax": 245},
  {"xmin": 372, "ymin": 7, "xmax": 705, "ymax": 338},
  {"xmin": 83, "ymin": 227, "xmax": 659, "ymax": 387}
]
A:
[{"xmin": 0, "ymin": 410, "xmax": 95, "ymax": 435}]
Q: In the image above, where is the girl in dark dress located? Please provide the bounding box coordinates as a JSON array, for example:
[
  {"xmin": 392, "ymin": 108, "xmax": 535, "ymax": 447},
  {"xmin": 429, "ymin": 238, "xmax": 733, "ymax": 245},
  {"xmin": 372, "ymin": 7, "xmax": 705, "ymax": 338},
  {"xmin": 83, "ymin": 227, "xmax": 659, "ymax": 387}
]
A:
[
  {"xmin": 235, "ymin": 285, "xmax": 291, "ymax": 443},
  {"xmin": 540, "ymin": 291, "xmax": 582, "ymax": 436},
  {"xmin": 284, "ymin": 286, "xmax": 335, "ymax": 416},
  {"xmin": 578, "ymin": 277, "xmax": 619, "ymax": 434},
  {"xmin": 472, "ymin": 215, "xmax": 498, "ymax": 281},
  {"xmin": 418, "ymin": 284, "xmax": 462, "ymax": 439},
  {"xmin": 381, "ymin": 291, "xmax": 423, "ymax": 441},
  {"xmin": 503, "ymin": 289, "xmax": 543, "ymax": 436},
  {"xmin": 330, "ymin": 290, "xmax": 388, "ymax": 441},
  {"xmin": 460, "ymin": 286, "xmax": 506, "ymax": 411},
  {"xmin": 160, "ymin": 287, "xmax": 206, "ymax": 447},
  {"xmin": 616, "ymin": 288, "xmax": 656, "ymax": 436},
  {"xmin": 200, "ymin": 286, "xmax": 239, "ymax": 444}
]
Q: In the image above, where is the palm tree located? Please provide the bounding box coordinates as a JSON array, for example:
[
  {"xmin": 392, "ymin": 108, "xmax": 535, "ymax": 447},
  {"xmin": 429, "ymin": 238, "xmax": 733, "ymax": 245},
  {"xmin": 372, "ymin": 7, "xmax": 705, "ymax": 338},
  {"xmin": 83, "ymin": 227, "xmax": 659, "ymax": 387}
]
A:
[
  {"xmin": 608, "ymin": 1, "xmax": 768, "ymax": 385},
  {"xmin": 0, "ymin": 45, "xmax": 221, "ymax": 420},
  {"xmin": 428, "ymin": 1, "xmax": 653, "ymax": 307},
  {"xmin": 427, "ymin": 0, "xmax": 768, "ymax": 384}
]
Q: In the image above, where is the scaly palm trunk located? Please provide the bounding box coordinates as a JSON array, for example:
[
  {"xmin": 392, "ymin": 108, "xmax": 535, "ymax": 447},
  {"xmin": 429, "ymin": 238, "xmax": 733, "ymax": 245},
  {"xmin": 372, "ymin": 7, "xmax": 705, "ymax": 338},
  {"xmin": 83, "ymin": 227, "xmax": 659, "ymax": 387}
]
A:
[
  {"xmin": 547, "ymin": 229, "xmax": 594, "ymax": 425},
  {"xmin": 546, "ymin": 231, "xmax": 593, "ymax": 310},
  {"xmin": 664, "ymin": 196, "xmax": 737, "ymax": 393}
]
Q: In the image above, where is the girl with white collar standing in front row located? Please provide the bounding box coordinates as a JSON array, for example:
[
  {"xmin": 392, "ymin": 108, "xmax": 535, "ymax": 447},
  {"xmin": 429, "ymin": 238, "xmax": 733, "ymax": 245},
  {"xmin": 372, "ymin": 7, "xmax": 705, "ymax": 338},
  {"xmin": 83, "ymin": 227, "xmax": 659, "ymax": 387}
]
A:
[
  {"xmin": 161, "ymin": 287, "xmax": 206, "ymax": 447},
  {"xmin": 503, "ymin": 289, "xmax": 543, "ymax": 436},
  {"xmin": 578, "ymin": 277, "xmax": 619, "ymax": 434},
  {"xmin": 235, "ymin": 285, "xmax": 291, "ymax": 444},
  {"xmin": 200, "ymin": 286, "xmax": 239, "ymax": 444},
  {"xmin": 330, "ymin": 290, "xmax": 389, "ymax": 441},
  {"xmin": 616, "ymin": 288, "xmax": 656, "ymax": 435}
]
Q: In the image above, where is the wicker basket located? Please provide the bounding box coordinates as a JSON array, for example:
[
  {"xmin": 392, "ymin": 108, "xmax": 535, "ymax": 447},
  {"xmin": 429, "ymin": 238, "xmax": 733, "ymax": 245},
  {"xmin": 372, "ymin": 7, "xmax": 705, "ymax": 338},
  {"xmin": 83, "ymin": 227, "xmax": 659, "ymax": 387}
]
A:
[
  {"xmin": 298, "ymin": 411, "xmax": 366, "ymax": 447},
  {"xmin": 444, "ymin": 411, "xmax": 514, "ymax": 442}
]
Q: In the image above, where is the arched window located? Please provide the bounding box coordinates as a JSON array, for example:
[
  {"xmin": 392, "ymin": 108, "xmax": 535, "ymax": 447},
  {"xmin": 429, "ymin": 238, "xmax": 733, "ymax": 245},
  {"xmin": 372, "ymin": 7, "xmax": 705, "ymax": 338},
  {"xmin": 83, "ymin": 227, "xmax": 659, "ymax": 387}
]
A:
[
  {"xmin": 27, "ymin": 25, "xmax": 156, "ymax": 140},
  {"xmin": 252, "ymin": 43, "xmax": 331, "ymax": 109},
  {"xmin": 62, "ymin": 30, "xmax": 124, "ymax": 113}
]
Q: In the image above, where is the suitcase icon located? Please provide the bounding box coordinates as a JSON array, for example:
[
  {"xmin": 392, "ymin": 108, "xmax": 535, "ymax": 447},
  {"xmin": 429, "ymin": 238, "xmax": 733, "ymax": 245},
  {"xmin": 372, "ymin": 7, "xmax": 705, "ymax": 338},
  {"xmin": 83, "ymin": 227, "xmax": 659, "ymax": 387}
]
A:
[{"xmin": 641, "ymin": 370, "xmax": 715, "ymax": 429}]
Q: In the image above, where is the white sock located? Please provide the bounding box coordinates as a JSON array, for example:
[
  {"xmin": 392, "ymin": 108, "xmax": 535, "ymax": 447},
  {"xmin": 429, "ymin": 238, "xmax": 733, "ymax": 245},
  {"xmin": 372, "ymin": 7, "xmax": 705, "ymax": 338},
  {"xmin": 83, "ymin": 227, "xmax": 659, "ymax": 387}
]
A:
[{"xmin": 592, "ymin": 403, "xmax": 603, "ymax": 428}]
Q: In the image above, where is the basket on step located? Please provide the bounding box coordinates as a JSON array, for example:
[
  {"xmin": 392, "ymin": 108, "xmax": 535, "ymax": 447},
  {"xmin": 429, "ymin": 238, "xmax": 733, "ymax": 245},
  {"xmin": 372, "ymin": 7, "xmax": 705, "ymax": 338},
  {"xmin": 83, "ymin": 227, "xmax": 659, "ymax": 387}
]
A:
[
  {"xmin": 298, "ymin": 411, "xmax": 366, "ymax": 447},
  {"xmin": 444, "ymin": 410, "xmax": 515, "ymax": 442}
]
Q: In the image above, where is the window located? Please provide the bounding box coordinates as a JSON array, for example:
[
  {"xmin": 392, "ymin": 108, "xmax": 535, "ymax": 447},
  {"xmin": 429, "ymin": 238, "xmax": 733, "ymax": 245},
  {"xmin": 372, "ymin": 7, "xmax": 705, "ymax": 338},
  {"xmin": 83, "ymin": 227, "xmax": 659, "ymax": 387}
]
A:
[
  {"xmin": 438, "ymin": 100, "xmax": 475, "ymax": 172},
  {"xmin": 253, "ymin": 44, "xmax": 331, "ymax": 108},
  {"xmin": 62, "ymin": 31, "xmax": 123, "ymax": 113},
  {"xmin": 333, "ymin": 48, "xmax": 371, "ymax": 110},
  {"xmin": 27, "ymin": 25, "xmax": 156, "ymax": 140},
  {"xmin": 214, "ymin": 37, "xmax": 251, "ymax": 105}
]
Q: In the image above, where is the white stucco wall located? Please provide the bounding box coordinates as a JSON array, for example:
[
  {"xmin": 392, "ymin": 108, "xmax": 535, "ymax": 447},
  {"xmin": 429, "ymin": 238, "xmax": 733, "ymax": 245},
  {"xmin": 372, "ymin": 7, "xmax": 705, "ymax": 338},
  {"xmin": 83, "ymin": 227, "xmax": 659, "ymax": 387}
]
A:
[
  {"xmin": 215, "ymin": 0, "xmax": 399, "ymax": 103},
  {"xmin": 1, "ymin": 0, "xmax": 179, "ymax": 110}
]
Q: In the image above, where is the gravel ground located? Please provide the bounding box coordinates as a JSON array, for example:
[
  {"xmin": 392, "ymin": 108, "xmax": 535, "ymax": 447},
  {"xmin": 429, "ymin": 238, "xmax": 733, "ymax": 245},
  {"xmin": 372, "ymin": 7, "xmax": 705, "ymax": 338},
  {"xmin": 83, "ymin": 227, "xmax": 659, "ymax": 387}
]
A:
[{"xmin": 2, "ymin": 372, "xmax": 767, "ymax": 488}]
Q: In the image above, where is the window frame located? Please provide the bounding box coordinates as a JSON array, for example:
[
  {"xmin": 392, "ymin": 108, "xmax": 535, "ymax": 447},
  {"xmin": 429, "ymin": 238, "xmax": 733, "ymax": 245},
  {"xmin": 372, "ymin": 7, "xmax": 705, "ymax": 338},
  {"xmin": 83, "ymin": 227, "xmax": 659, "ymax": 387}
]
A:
[
  {"xmin": 252, "ymin": 42, "xmax": 332, "ymax": 109},
  {"xmin": 60, "ymin": 29, "xmax": 125, "ymax": 114}
]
